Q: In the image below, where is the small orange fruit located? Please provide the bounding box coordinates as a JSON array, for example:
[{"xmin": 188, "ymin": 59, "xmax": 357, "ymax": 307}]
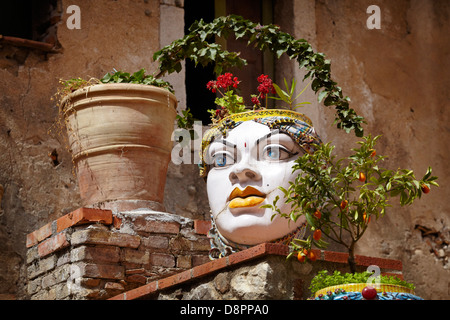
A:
[
  {"xmin": 421, "ymin": 184, "xmax": 430, "ymax": 194},
  {"xmin": 363, "ymin": 212, "xmax": 371, "ymax": 224},
  {"xmin": 359, "ymin": 172, "xmax": 366, "ymax": 182},
  {"xmin": 308, "ymin": 250, "xmax": 317, "ymax": 262},
  {"xmin": 370, "ymin": 149, "xmax": 376, "ymax": 157},
  {"xmin": 313, "ymin": 229, "xmax": 322, "ymax": 241},
  {"xmin": 297, "ymin": 252, "xmax": 305, "ymax": 263},
  {"xmin": 340, "ymin": 200, "xmax": 348, "ymax": 210},
  {"xmin": 314, "ymin": 210, "xmax": 322, "ymax": 219},
  {"xmin": 297, "ymin": 249, "xmax": 308, "ymax": 263}
]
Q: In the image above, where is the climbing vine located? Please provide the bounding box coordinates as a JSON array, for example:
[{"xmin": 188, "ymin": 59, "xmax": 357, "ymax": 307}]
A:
[{"xmin": 153, "ymin": 15, "xmax": 365, "ymax": 136}]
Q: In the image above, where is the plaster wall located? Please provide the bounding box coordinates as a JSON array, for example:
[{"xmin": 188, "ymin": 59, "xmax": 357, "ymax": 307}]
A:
[
  {"xmin": 0, "ymin": 0, "xmax": 164, "ymax": 298},
  {"xmin": 276, "ymin": 0, "xmax": 450, "ymax": 299}
]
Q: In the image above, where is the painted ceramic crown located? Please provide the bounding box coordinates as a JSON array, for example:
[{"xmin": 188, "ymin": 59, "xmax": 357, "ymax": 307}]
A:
[{"xmin": 199, "ymin": 109, "xmax": 322, "ymax": 178}]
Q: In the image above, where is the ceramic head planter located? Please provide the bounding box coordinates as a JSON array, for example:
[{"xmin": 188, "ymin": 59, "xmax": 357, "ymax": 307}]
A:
[{"xmin": 199, "ymin": 110, "xmax": 322, "ymax": 258}]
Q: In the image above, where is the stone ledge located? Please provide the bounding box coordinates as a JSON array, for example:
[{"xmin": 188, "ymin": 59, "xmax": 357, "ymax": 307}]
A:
[
  {"xmin": 109, "ymin": 243, "xmax": 404, "ymax": 300},
  {"xmin": 26, "ymin": 208, "xmax": 113, "ymax": 248}
]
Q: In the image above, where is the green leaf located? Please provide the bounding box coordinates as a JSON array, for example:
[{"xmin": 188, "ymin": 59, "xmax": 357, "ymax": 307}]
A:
[
  {"xmin": 318, "ymin": 90, "xmax": 328, "ymax": 103},
  {"xmin": 305, "ymin": 211, "xmax": 317, "ymax": 228},
  {"xmin": 272, "ymin": 83, "xmax": 290, "ymax": 102}
]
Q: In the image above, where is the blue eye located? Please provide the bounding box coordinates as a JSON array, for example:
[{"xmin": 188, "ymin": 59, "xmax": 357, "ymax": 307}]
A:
[
  {"xmin": 215, "ymin": 154, "xmax": 227, "ymax": 167},
  {"xmin": 262, "ymin": 145, "xmax": 297, "ymax": 161},
  {"xmin": 267, "ymin": 148, "xmax": 280, "ymax": 159}
]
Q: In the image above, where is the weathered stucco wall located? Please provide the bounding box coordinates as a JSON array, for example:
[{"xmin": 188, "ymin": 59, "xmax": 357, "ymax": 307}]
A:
[
  {"xmin": 276, "ymin": 0, "xmax": 449, "ymax": 300},
  {"xmin": 0, "ymin": 0, "xmax": 448, "ymax": 299},
  {"xmin": 0, "ymin": 0, "xmax": 164, "ymax": 299}
]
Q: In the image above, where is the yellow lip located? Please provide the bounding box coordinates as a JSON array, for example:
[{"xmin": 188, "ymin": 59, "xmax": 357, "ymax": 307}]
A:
[{"xmin": 228, "ymin": 186, "xmax": 266, "ymax": 208}]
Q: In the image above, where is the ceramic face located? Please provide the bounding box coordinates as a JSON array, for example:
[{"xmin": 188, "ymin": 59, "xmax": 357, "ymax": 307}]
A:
[{"xmin": 205, "ymin": 121, "xmax": 306, "ymax": 245}]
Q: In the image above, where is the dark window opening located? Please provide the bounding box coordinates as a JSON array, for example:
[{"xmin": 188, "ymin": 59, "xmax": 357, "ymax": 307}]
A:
[
  {"xmin": 184, "ymin": 0, "xmax": 216, "ymax": 125},
  {"xmin": 0, "ymin": 0, "xmax": 61, "ymax": 49},
  {"xmin": 184, "ymin": 0, "xmax": 273, "ymax": 124},
  {"xmin": 224, "ymin": 0, "xmax": 274, "ymax": 107}
]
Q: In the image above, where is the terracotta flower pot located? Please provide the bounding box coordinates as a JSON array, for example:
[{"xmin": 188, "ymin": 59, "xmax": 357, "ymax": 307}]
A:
[{"xmin": 62, "ymin": 83, "xmax": 177, "ymax": 208}]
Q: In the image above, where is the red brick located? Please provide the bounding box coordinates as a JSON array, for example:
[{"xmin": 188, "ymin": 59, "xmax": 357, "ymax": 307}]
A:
[
  {"xmin": 355, "ymin": 254, "xmax": 403, "ymax": 270},
  {"xmin": 105, "ymin": 282, "xmax": 125, "ymax": 292},
  {"xmin": 26, "ymin": 222, "xmax": 53, "ymax": 248},
  {"xmin": 37, "ymin": 233, "xmax": 69, "ymax": 258},
  {"xmin": 56, "ymin": 208, "xmax": 113, "ymax": 233},
  {"xmin": 151, "ymin": 253, "xmax": 175, "ymax": 267},
  {"xmin": 142, "ymin": 235, "xmax": 169, "ymax": 250},
  {"xmin": 192, "ymin": 257, "xmax": 228, "ymax": 278},
  {"xmin": 80, "ymin": 263, "xmax": 124, "ymax": 280},
  {"xmin": 324, "ymin": 250, "xmax": 349, "ymax": 264},
  {"xmin": 71, "ymin": 228, "xmax": 140, "ymax": 248},
  {"xmin": 121, "ymin": 281, "xmax": 158, "ymax": 300},
  {"xmin": 192, "ymin": 254, "xmax": 210, "ymax": 267},
  {"xmin": 194, "ymin": 220, "xmax": 211, "ymax": 235},
  {"xmin": 158, "ymin": 269, "xmax": 192, "ymax": 290},
  {"xmin": 177, "ymin": 255, "xmax": 192, "ymax": 268},
  {"xmin": 132, "ymin": 217, "xmax": 180, "ymax": 234},
  {"xmin": 121, "ymin": 249, "xmax": 150, "ymax": 265},
  {"xmin": 125, "ymin": 268, "xmax": 146, "ymax": 275},
  {"xmin": 71, "ymin": 245, "xmax": 120, "ymax": 263},
  {"xmin": 265, "ymin": 243, "xmax": 290, "ymax": 256},
  {"xmin": 227, "ymin": 243, "xmax": 268, "ymax": 265},
  {"xmin": 109, "ymin": 293, "xmax": 126, "ymax": 300},
  {"xmin": 113, "ymin": 215, "xmax": 122, "ymax": 229},
  {"xmin": 126, "ymin": 274, "xmax": 147, "ymax": 285},
  {"xmin": 191, "ymin": 237, "xmax": 211, "ymax": 251}
]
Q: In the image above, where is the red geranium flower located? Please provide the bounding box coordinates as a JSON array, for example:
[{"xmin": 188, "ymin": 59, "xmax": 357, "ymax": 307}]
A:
[
  {"xmin": 251, "ymin": 95, "xmax": 260, "ymax": 106},
  {"xmin": 257, "ymin": 74, "xmax": 276, "ymax": 99},
  {"xmin": 206, "ymin": 80, "xmax": 217, "ymax": 93}
]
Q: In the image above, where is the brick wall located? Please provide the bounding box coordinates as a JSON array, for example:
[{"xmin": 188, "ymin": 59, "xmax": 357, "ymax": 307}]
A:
[
  {"xmin": 26, "ymin": 208, "xmax": 210, "ymax": 300},
  {"xmin": 26, "ymin": 207, "xmax": 406, "ymax": 300},
  {"xmin": 109, "ymin": 243, "xmax": 405, "ymax": 300}
]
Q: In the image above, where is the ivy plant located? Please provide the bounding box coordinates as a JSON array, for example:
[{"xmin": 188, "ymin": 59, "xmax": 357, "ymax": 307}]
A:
[{"xmin": 153, "ymin": 15, "xmax": 365, "ymax": 136}]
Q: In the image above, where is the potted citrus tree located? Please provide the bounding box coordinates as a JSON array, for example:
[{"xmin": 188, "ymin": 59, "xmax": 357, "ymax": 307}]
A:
[{"xmin": 264, "ymin": 134, "xmax": 437, "ymax": 300}]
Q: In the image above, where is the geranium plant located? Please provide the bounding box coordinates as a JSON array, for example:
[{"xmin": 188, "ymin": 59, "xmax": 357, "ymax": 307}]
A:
[
  {"xmin": 265, "ymin": 135, "xmax": 438, "ymax": 273},
  {"xmin": 176, "ymin": 71, "xmax": 311, "ymax": 127},
  {"xmin": 204, "ymin": 72, "xmax": 277, "ymax": 123}
]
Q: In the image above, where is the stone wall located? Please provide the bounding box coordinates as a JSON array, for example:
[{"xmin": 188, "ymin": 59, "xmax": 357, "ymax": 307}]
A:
[
  {"xmin": 274, "ymin": 0, "xmax": 450, "ymax": 300},
  {"xmin": 25, "ymin": 207, "xmax": 210, "ymax": 300},
  {"xmin": 110, "ymin": 243, "xmax": 406, "ymax": 300}
]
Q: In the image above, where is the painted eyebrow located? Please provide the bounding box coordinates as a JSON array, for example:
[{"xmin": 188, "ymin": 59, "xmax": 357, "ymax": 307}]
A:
[
  {"xmin": 255, "ymin": 132, "xmax": 273, "ymax": 147},
  {"xmin": 214, "ymin": 139, "xmax": 236, "ymax": 149},
  {"xmin": 208, "ymin": 139, "xmax": 236, "ymax": 155},
  {"xmin": 207, "ymin": 139, "xmax": 236, "ymax": 166},
  {"xmin": 256, "ymin": 132, "xmax": 299, "ymax": 160}
]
